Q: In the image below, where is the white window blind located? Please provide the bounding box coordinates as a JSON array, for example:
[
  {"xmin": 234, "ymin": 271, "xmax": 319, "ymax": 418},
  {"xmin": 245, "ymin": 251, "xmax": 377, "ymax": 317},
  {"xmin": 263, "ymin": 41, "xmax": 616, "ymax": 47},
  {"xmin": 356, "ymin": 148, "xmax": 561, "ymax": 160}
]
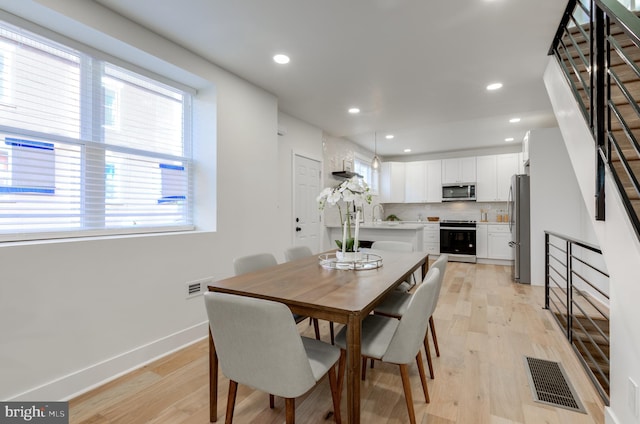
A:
[{"xmin": 0, "ymin": 20, "xmax": 193, "ymax": 241}]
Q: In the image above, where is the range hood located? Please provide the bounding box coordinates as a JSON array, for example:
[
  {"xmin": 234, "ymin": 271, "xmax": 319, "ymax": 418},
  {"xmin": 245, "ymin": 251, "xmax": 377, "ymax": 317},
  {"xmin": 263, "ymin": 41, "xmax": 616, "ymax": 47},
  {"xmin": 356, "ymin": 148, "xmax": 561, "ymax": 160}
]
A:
[{"xmin": 332, "ymin": 171, "xmax": 362, "ymax": 179}]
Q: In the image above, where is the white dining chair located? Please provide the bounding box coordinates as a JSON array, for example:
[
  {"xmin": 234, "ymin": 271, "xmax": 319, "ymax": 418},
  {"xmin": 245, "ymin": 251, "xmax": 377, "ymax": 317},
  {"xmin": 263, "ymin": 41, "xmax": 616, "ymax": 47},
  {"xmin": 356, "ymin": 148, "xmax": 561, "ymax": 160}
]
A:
[
  {"xmin": 335, "ymin": 268, "xmax": 440, "ymax": 424},
  {"xmin": 283, "ymin": 246, "xmax": 335, "ymax": 344},
  {"xmin": 372, "ymin": 254, "xmax": 449, "ymax": 379},
  {"xmin": 234, "ymin": 253, "xmax": 321, "ymax": 339},
  {"xmin": 283, "ymin": 245, "xmax": 313, "ymax": 261},
  {"xmin": 233, "ymin": 252, "xmax": 278, "ymax": 275},
  {"xmin": 370, "ymin": 240, "xmax": 417, "ymax": 290},
  {"xmin": 204, "ymin": 292, "xmax": 342, "ymax": 424}
]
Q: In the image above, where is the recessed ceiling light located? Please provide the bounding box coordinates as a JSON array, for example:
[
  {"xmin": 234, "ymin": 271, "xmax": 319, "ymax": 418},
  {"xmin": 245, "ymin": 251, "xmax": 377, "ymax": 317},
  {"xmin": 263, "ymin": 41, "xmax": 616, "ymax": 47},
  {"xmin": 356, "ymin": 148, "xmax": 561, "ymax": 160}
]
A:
[
  {"xmin": 348, "ymin": 107, "xmax": 360, "ymax": 114},
  {"xmin": 509, "ymin": 117, "xmax": 521, "ymax": 123},
  {"xmin": 486, "ymin": 82, "xmax": 503, "ymax": 91},
  {"xmin": 505, "ymin": 137, "xmax": 515, "ymax": 142},
  {"xmin": 273, "ymin": 54, "xmax": 290, "ymax": 64},
  {"xmin": 404, "ymin": 148, "xmax": 412, "ymax": 153},
  {"xmin": 385, "ymin": 134, "xmax": 395, "ymax": 139}
]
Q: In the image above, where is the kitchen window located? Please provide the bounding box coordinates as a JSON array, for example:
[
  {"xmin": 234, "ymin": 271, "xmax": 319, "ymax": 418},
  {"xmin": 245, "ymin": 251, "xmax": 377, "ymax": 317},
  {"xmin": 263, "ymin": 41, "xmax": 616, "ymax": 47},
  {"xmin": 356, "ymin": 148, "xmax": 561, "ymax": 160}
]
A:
[
  {"xmin": 0, "ymin": 19, "xmax": 193, "ymax": 242},
  {"xmin": 354, "ymin": 153, "xmax": 379, "ymax": 195}
]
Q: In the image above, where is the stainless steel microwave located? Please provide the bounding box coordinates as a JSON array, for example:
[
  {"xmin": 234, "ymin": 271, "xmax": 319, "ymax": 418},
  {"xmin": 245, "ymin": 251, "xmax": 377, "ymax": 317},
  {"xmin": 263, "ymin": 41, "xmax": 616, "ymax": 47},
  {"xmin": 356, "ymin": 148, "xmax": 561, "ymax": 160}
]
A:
[{"xmin": 442, "ymin": 184, "xmax": 476, "ymax": 201}]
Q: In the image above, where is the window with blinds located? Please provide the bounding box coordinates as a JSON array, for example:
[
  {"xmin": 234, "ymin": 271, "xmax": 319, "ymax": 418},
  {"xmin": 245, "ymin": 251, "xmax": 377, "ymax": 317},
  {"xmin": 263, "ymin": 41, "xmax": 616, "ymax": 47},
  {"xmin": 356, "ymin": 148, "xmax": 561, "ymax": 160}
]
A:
[
  {"xmin": 0, "ymin": 20, "xmax": 193, "ymax": 241},
  {"xmin": 354, "ymin": 154, "xmax": 379, "ymax": 195}
]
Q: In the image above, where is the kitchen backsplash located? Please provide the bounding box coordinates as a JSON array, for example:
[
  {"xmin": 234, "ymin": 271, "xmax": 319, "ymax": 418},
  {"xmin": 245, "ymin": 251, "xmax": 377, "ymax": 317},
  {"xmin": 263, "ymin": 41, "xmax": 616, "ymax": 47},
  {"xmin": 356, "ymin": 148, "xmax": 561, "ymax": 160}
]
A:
[{"xmin": 382, "ymin": 201, "xmax": 509, "ymax": 223}]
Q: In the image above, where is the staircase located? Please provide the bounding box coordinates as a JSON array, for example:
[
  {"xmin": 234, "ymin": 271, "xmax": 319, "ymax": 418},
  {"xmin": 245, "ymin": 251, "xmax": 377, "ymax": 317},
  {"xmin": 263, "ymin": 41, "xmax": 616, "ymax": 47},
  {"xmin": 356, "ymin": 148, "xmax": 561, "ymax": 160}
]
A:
[
  {"xmin": 553, "ymin": 0, "xmax": 640, "ymax": 233},
  {"xmin": 572, "ymin": 314, "xmax": 610, "ymax": 388},
  {"xmin": 546, "ymin": 2, "xmax": 640, "ymax": 421}
]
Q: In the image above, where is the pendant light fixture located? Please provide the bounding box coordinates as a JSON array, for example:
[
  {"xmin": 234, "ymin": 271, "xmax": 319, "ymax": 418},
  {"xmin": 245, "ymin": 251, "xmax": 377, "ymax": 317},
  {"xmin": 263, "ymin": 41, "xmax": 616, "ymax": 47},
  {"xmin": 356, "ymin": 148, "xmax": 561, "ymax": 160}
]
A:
[{"xmin": 371, "ymin": 131, "xmax": 381, "ymax": 170}]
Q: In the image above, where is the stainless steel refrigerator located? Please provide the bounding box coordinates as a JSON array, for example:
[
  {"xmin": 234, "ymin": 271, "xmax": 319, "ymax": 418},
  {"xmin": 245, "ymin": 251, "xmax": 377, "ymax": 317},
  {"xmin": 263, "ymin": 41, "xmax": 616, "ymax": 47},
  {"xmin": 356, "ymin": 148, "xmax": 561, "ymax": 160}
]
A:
[{"xmin": 508, "ymin": 174, "xmax": 531, "ymax": 284}]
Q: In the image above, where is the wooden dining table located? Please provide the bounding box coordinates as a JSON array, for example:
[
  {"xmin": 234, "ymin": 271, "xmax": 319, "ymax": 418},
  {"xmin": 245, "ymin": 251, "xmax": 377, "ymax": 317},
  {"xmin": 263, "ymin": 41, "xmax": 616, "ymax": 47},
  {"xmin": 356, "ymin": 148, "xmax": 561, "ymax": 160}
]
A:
[{"xmin": 207, "ymin": 249, "xmax": 429, "ymax": 424}]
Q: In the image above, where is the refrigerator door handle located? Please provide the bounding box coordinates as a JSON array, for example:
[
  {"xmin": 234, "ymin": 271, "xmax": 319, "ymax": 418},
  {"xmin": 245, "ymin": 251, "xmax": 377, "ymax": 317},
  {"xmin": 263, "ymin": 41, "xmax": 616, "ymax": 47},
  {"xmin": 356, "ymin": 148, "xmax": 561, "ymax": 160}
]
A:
[{"xmin": 508, "ymin": 182, "xmax": 514, "ymax": 233}]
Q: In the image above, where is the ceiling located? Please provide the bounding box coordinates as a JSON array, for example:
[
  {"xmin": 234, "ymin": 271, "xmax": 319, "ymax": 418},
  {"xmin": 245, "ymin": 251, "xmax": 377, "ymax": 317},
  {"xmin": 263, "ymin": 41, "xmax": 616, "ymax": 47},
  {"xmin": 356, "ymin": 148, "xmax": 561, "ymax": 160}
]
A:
[{"xmin": 94, "ymin": 0, "xmax": 567, "ymax": 157}]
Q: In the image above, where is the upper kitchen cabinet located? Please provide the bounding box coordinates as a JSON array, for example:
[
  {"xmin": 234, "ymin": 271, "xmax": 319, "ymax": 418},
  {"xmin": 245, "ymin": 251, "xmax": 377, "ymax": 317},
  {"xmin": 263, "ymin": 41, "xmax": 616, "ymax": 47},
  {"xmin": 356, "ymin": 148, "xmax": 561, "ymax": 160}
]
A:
[
  {"xmin": 476, "ymin": 153, "xmax": 520, "ymax": 202},
  {"xmin": 404, "ymin": 161, "xmax": 425, "ymax": 203},
  {"xmin": 379, "ymin": 161, "xmax": 406, "ymax": 203},
  {"xmin": 404, "ymin": 160, "xmax": 442, "ymax": 203},
  {"xmin": 442, "ymin": 157, "xmax": 476, "ymax": 184}
]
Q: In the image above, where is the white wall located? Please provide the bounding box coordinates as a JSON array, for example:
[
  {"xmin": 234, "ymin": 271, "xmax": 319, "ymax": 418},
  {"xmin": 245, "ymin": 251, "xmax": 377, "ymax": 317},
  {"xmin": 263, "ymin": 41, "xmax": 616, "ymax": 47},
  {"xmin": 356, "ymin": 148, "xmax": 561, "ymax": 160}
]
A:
[
  {"xmin": 275, "ymin": 113, "xmax": 324, "ymax": 260},
  {"xmin": 0, "ymin": 0, "xmax": 288, "ymax": 400},
  {"xmin": 528, "ymin": 127, "xmax": 597, "ymax": 286},
  {"xmin": 544, "ymin": 57, "xmax": 640, "ymax": 424}
]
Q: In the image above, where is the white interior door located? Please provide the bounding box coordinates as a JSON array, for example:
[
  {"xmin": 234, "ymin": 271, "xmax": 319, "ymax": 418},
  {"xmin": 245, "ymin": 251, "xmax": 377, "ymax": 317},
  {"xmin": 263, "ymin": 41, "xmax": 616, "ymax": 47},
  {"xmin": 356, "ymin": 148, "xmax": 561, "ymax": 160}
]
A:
[{"xmin": 293, "ymin": 154, "xmax": 321, "ymax": 253}]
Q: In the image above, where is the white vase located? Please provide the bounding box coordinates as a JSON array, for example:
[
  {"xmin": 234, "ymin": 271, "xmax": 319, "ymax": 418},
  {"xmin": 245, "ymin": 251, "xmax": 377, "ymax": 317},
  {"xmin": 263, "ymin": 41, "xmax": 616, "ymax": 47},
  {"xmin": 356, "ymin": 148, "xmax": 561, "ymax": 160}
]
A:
[{"xmin": 336, "ymin": 251, "xmax": 361, "ymax": 262}]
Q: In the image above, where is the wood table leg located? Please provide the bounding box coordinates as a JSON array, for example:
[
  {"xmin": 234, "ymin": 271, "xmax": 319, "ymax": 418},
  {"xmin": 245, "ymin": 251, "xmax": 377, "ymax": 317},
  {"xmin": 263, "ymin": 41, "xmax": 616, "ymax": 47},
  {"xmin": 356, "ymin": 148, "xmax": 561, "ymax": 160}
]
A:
[
  {"xmin": 209, "ymin": 328, "xmax": 218, "ymax": 422},
  {"xmin": 421, "ymin": 255, "xmax": 429, "ymax": 280},
  {"xmin": 346, "ymin": 314, "xmax": 362, "ymax": 424}
]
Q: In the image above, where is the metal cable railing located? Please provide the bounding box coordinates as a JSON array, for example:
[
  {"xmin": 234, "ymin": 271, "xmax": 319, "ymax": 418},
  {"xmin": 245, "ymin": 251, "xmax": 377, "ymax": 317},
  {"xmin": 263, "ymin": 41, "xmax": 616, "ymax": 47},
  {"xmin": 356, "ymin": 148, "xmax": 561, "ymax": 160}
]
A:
[
  {"xmin": 545, "ymin": 231, "xmax": 610, "ymax": 403},
  {"xmin": 550, "ymin": 0, "xmax": 640, "ymax": 239}
]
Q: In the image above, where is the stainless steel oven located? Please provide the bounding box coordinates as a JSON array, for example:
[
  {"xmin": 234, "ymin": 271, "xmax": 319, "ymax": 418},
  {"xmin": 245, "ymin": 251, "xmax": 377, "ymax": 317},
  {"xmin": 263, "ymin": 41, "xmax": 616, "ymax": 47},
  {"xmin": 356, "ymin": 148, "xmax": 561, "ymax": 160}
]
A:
[{"xmin": 439, "ymin": 220, "xmax": 477, "ymax": 263}]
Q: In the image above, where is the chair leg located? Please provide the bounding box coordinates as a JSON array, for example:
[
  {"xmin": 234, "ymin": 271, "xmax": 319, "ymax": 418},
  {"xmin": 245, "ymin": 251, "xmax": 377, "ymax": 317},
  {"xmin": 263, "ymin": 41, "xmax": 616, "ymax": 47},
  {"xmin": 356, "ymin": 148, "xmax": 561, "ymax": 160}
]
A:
[
  {"xmin": 313, "ymin": 319, "xmax": 321, "ymax": 340},
  {"xmin": 285, "ymin": 398, "xmax": 295, "ymax": 424},
  {"xmin": 328, "ymin": 364, "xmax": 342, "ymax": 424},
  {"xmin": 329, "ymin": 322, "xmax": 335, "ymax": 345},
  {"xmin": 415, "ymin": 353, "xmax": 430, "ymax": 403},
  {"xmin": 226, "ymin": 380, "xmax": 238, "ymax": 424},
  {"xmin": 269, "ymin": 394, "xmax": 275, "ymax": 409},
  {"xmin": 429, "ymin": 316, "xmax": 440, "ymax": 357},
  {"xmin": 399, "ymin": 364, "xmax": 417, "ymax": 424},
  {"xmin": 423, "ymin": 332, "xmax": 435, "ymax": 379},
  {"xmin": 361, "ymin": 356, "xmax": 368, "ymax": 380},
  {"xmin": 337, "ymin": 349, "xmax": 346, "ymax": 396}
]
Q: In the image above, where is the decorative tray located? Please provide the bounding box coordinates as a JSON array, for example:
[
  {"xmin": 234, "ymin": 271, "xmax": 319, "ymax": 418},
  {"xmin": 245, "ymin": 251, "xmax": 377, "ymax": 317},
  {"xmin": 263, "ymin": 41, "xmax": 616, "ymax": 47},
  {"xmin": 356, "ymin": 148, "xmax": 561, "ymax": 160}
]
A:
[{"xmin": 318, "ymin": 252, "xmax": 383, "ymax": 270}]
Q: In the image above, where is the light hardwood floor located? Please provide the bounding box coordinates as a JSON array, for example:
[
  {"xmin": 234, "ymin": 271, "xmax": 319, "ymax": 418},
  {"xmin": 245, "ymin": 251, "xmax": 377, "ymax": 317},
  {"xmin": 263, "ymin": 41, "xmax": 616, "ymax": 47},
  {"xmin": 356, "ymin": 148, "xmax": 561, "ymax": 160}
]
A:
[{"xmin": 69, "ymin": 262, "xmax": 606, "ymax": 423}]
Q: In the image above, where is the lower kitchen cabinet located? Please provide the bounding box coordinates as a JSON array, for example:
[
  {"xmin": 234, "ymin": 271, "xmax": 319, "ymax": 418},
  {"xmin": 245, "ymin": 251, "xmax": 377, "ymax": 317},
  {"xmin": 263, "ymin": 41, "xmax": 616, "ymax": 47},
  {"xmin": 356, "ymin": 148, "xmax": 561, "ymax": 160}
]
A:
[
  {"xmin": 487, "ymin": 224, "xmax": 513, "ymax": 260},
  {"xmin": 423, "ymin": 223, "xmax": 440, "ymax": 254},
  {"xmin": 476, "ymin": 223, "xmax": 513, "ymax": 261},
  {"xmin": 476, "ymin": 224, "xmax": 488, "ymax": 258}
]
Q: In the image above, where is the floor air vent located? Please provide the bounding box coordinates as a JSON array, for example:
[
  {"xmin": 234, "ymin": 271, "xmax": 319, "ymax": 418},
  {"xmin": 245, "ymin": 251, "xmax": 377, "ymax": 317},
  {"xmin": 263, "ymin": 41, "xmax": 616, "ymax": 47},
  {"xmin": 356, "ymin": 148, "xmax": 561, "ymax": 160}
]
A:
[{"xmin": 524, "ymin": 356, "xmax": 586, "ymax": 413}]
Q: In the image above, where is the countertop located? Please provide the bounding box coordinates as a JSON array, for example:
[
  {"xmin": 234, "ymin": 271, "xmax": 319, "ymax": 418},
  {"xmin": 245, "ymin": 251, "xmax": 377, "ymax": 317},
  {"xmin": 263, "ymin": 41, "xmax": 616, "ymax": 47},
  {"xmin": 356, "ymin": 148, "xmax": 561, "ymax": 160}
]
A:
[
  {"xmin": 325, "ymin": 222, "xmax": 426, "ymax": 230},
  {"xmin": 326, "ymin": 221, "xmax": 510, "ymax": 229}
]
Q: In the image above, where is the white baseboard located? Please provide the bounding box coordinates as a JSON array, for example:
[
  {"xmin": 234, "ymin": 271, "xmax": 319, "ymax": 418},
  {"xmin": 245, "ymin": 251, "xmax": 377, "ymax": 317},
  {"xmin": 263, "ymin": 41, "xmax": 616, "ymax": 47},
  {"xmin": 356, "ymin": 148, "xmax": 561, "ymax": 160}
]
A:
[{"xmin": 9, "ymin": 321, "xmax": 209, "ymax": 401}]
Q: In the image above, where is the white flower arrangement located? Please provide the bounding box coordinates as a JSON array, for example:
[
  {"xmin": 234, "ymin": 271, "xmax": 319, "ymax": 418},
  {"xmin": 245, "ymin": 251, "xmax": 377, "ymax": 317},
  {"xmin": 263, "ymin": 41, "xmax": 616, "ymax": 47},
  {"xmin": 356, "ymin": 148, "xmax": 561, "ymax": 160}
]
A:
[{"xmin": 317, "ymin": 176, "xmax": 372, "ymax": 252}]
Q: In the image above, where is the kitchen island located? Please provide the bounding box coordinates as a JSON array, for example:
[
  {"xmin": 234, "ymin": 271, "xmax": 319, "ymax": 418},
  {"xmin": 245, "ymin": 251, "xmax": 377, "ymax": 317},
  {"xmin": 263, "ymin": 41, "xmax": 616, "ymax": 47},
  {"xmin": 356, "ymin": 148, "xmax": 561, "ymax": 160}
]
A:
[{"xmin": 324, "ymin": 222, "xmax": 425, "ymax": 251}]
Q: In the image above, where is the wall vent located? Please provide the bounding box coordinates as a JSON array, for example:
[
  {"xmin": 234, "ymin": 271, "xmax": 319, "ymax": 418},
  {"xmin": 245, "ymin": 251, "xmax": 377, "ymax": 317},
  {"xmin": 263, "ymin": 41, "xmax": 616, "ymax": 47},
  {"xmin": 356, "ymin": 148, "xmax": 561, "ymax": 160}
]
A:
[{"xmin": 185, "ymin": 278, "xmax": 211, "ymax": 299}]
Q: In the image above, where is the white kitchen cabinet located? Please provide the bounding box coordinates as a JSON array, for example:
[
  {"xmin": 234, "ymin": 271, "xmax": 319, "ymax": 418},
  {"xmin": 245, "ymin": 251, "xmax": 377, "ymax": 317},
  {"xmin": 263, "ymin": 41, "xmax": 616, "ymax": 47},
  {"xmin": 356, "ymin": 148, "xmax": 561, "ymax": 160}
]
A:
[
  {"xmin": 476, "ymin": 153, "xmax": 519, "ymax": 202},
  {"xmin": 404, "ymin": 161, "xmax": 426, "ymax": 203},
  {"xmin": 476, "ymin": 156, "xmax": 497, "ymax": 202},
  {"xmin": 476, "ymin": 223, "xmax": 488, "ymax": 259},
  {"xmin": 423, "ymin": 223, "xmax": 440, "ymax": 255},
  {"xmin": 425, "ymin": 160, "xmax": 442, "ymax": 202},
  {"xmin": 442, "ymin": 157, "xmax": 476, "ymax": 184},
  {"xmin": 497, "ymin": 154, "xmax": 519, "ymax": 200},
  {"xmin": 487, "ymin": 224, "xmax": 513, "ymax": 260},
  {"xmin": 379, "ymin": 162, "xmax": 405, "ymax": 203},
  {"xmin": 404, "ymin": 160, "xmax": 442, "ymax": 203}
]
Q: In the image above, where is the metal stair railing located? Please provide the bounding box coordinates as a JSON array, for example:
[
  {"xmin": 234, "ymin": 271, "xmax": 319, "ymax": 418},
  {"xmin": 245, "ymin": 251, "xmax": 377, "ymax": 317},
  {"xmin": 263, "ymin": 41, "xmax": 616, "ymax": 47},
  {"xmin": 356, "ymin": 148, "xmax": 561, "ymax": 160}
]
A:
[
  {"xmin": 550, "ymin": 0, "xmax": 640, "ymax": 240},
  {"xmin": 545, "ymin": 231, "xmax": 610, "ymax": 403}
]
